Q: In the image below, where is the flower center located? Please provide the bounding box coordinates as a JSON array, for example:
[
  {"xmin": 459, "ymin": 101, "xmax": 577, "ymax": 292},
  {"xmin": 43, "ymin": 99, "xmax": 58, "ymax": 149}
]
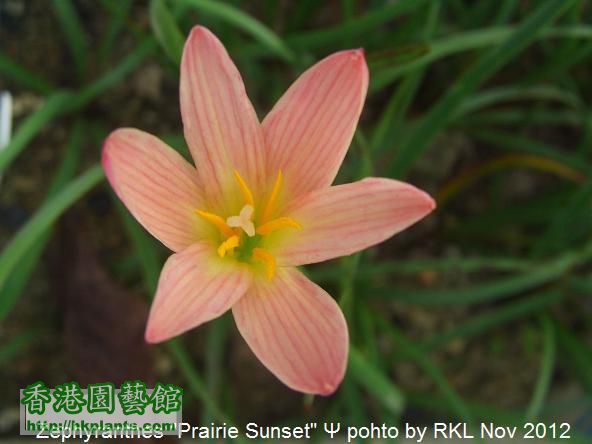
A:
[{"xmin": 195, "ymin": 170, "xmax": 300, "ymax": 280}]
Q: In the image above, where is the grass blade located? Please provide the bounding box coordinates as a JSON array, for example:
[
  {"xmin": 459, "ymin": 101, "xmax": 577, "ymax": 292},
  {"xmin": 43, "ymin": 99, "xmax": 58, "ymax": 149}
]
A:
[
  {"xmin": 531, "ymin": 179, "xmax": 592, "ymax": 257},
  {"xmin": 112, "ymin": 198, "xmax": 162, "ymax": 294},
  {"xmin": 1, "ymin": 40, "xmax": 157, "ymax": 173},
  {"xmin": 0, "ymin": 50, "xmax": 54, "ymax": 94},
  {"xmin": 99, "ymin": 0, "xmax": 133, "ymax": 63},
  {"xmin": 376, "ymin": 317, "xmax": 473, "ymax": 422},
  {"xmin": 349, "ymin": 346, "xmax": 405, "ymax": 417},
  {"xmin": 179, "ymin": 0, "xmax": 296, "ymax": 63},
  {"xmin": 420, "ymin": 290, "xmax": 563, "ymax": 350},
  {"xmin": 455, "ymin": 85, "xmax": 581, "ymax": 118},
  {"xmin": 51, "ymin": 0, "xmax": 88, "ymax": 80},
  {"xmin": 0, "ymin": 92, "xmax": 72, "ymax": 172},
  {"xmin": 525, "ymin": 315, "xmax": 556, "ymax": 422},
  {"xmin": 203, "ymin": 316, "xmax": 230, "ymax": 422},
  {"xmin": 150, "ymin": 0, "xmax": 184, "ymax": 66},
  {"xmin": 74, "ymin": 38, "xmax": 158, "ymax": 109},
  {"xmin": 0, "ymin": 121, "xmax": 83, "ymax": 319},
  {"xmin": 0, "ymin": 165, "xmax": 104, "ymax": 318},
  {"xmin": 460, "ymin": 108, "xmax": 583, "ymax": 128},
  {"xmin": 286, "ymin": 0, "xmax": 428, "ymax": 50},
  {"xmin": 388, "ymin": 0, "xmax": 577, "ymax": 178},
  {"xmin": 469, "ymin": 129, "xmax": 588, "ymax": 172},
  {"xmin": 371, "ymin": 1, "xmax": 440, "ymax": 153},
  {"xmin": 311, "ymin": 256, "xmax": 533, "ymax": 282},
  {"xmin": 371, "ymin": 25, "xmax": 592, "ymax": 93},
  {"xmin": 0, "ymin": 329, "xmax": 37, "ymax": 365},
  {"xmin": 366, "ymin": 241, "xmax": 592, "ymax": 305},
  {"xmin": 555, "ymin": 321, "xmax": 592, "ymax": 394},
  {"xmin": 166, "ymin": 340, "xmax": 249, "ymax": 444}
]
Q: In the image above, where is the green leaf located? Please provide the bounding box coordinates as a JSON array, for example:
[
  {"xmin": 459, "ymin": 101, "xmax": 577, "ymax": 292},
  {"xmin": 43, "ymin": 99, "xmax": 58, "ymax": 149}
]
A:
[
  {"xmin": 203, "ymin": 316, "xmax": 231, "ymax": 422},
  {"xmin": 0, "ymin": 121, "xmax": 83, "ymax": 320},
  {"xmin": 179, "ymin": 0, "xmax": 296, "ymax": 63},
  {"xmin": 455, "ymin": 85, "xmax": 581, "ymax": 118},
  {"xmin": 74, "ymin": 38, "xmax": 158, "ymax": 109},
  {"xmin": 0, "ymin": 165, "xmax": 104, "ymax": 319},
  {"xmin": 51, "ymin": 0, "xmax": 88, "ymax": 80},
  {"xmin": 150, "ymin": 0, "xmax": 185, "ymax": 65},
  {"xmin": 459, "ymin": 108, "xmax": 583, "ymax": 128},
  {"xmin": 348, "ymin": 346, "xmax": 405, "ymax": 417},
  {"xmin": 371, "ymin": 1, "xmax": 440, "ymax": 153},
  {"xmin": 0, "ymin": 92, "xmax": 72, "ymax": 172},
  {"xmin": 340, "ymin": 378, "xmax": 370, "ymax": 426},
  {"xmin": 166, "ymin": 339, "xmax": 222, "ymax": 418},
  {"xmin": 0, "ymin": 329, "xmax": 37, "ymax": 364},
  {"xmin": 420, "ymin": 290, "xmax": 563, "ymax": 350},
  {"xmin": 388, "ymin": 0, "xmax": 577, "ymax": 177},
  {"xmin": 469, "ymin": 129, "xmax": 588, "ymax": 172},
  {"xmin": 525, "ymin": 315, "xmax": 556, "ymax": 422},
  {"xmin": 309, "ymin": 255, "xmax": 533, "ymax": 283},
  {"xmin": 406, "ymin": 391, "xmax": 592, "ymax": 444},
  {"xmin": 0, "ymin": 50, "xmax": 54, "ymax": 94},
  {"xmin": 0, "ymin": 40, "xmax": 156, "ymax": 174},
  {"xmin": 450, "ymin": 186, "xmax": 573, "ymax": 238},
  {"xmin": 112, "ymin": 198, "xmax": 162, "ymax": 295},
  {"xmin": 407, "ymin": 390, "xmax": 520, "ymax": 424},
  {"xmin": 555, "ymin": 321, "xmax": 592, "ymax": 394},
  {"xmin": 529, "ymin": 40, "xmax": 592, "ymax": 83},
  {"xmin": 99, "ymin": 0, "xmax": 134, "ymax": 63},
  {"xmin": 166, "ymin": 340, "xmax": 249, "ymax": 444},
  {"xmin": 494, "ymin": 0, "xmax": 519, "ymax": 24},
  {"xmin": 531, "ymin": 179, "xmax": 592, "ymax": 257},
  {"xmin": 366, "ymin": 241, "xmax": 592, "ymax": 305},
  {"xmin": 372, "ymin": 25, "xmax": 592, "ymax": 93},
  {"xmin": 286, "ymin": 0, "xmax": 428, "ymax": 50},
  {"xmin": 376, "ymin": 317, "xmax": 473, "ymax": 422}
]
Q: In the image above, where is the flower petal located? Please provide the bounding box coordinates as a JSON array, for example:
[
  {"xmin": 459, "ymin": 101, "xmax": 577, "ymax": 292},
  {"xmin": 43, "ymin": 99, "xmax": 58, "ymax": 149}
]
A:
[
  {"xmin": 232, "ymin": 268, "xmax": 348, "ymax": 395},
  {"xmin": 145, "ymin": 243, "xmax": 251, "ymax": 343},
  {"xmin": 262, "ymin": 49, "xmax": 368, "ymax": 199},
  {"xmin": 275, "ymin": 178, "xmax": 435, "ymax": 266},
  {"xmin": 102, "ymin": 128, "xmax": 204, "ymax": 252},
  {"xmin": 180, "ymin": 26, "xmax": 265, "ymax": 209}
]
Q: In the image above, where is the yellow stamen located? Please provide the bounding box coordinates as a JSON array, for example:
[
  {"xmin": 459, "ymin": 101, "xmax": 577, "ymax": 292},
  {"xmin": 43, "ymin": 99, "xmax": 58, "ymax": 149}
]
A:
[
  {"xmin": 261, "ymin": 170, "xmax": 282, "ymax": 224},
  {"xmin": 256, "ymin": 216, "xmax": 301, "ymax": 236},
  {"xmin": 252, "ymin": 248, "xmax": 276, "ymax": 280},
  {"xmin": 217, "ymin": 235, "xmax": 239, "ymax": 258},
  {"xmin": 196, "ymin": 210, "xmax": 236, "ymax": 238},
  {"xmin": 233, "ymin": 170, "xmax": 254, "ymax": 206}
]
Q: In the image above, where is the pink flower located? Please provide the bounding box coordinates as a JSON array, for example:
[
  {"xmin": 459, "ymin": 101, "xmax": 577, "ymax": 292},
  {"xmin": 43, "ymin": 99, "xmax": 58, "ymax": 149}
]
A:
[{"xmin": 102, "ymin": 26, "xmax": 435, "ymax": 395}]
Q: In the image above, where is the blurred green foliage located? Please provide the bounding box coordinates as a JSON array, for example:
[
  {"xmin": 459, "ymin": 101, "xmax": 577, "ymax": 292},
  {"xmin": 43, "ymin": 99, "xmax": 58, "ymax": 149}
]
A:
[{"xmin": 1, "ymin": 0, "xmax": 592, "ymax": 441}]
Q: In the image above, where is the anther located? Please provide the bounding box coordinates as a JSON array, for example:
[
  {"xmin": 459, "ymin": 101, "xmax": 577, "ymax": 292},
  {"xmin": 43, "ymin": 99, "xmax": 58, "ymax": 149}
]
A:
[{"xmin": 217, "ymin": 235, "xmax": 239, "ymax": 258}]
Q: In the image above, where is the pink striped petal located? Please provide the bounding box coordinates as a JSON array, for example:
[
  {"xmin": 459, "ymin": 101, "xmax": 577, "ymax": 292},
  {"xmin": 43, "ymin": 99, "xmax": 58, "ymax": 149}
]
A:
[
  {"xmin": 102, "ymin": 128, "xmax": 204, "ymax": 252},
  {"xmin": 233, "ymin": 268, "xmax": 348, "ymax": 395},
  {"xmin": 145, "ymin": 243, "xmax": 251, "ymax": 343},
  {"xmin": 262, "ymin": 49, "xmax": 368, "ymax": 199},
  {"xmin": 180, "ymin": 26, "xmax": 265, "ymax": 209},
  {"xmin": 276, "ymin": 178, "xmax": 435, "ymax": 266}
]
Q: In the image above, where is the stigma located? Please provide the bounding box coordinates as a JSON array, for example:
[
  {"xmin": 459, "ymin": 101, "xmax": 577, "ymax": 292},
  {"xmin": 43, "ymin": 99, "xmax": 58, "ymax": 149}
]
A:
[{"xmin": 227, "ymin": 205, "xmax": 255, "ymax": 237}]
